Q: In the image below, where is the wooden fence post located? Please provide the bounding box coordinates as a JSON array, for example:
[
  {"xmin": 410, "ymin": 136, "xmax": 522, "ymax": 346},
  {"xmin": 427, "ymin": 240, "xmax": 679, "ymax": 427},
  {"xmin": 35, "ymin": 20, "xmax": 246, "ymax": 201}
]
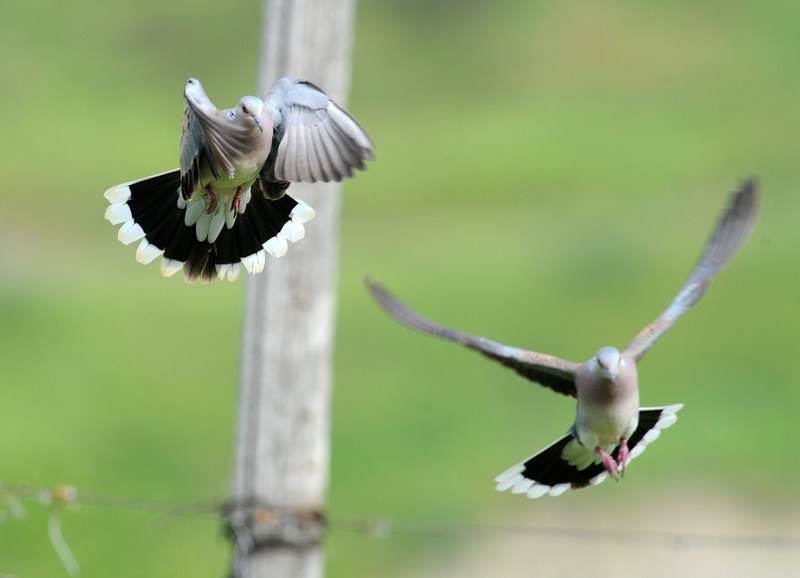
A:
[{"xmin": 228, "ymin": 0, "xmax": 358, "ymax": 576}]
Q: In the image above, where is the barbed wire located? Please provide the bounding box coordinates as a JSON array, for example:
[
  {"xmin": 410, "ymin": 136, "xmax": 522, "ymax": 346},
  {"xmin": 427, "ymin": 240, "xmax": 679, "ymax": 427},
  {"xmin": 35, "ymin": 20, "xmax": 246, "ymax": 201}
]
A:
[{"xmin": 2, "ymin": 481, "xmax": 799, "ymax": 577}]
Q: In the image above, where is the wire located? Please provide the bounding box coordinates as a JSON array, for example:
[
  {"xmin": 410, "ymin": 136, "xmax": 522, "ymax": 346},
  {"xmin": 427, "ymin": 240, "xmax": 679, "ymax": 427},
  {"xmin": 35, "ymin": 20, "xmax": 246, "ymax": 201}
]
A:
[
  {"xmin": 3, "ymin": 482, "xmax": 800, "ymax": 554},
  {"xmin": 329, "ymin": 514, "xmax": 800, "ymax": 550}
]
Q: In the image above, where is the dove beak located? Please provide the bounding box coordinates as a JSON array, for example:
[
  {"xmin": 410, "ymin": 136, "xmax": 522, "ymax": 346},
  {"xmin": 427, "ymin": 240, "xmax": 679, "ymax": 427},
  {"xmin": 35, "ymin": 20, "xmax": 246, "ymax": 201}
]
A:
[{"xmin": 253, "ymin": 116, "xmax": 264, "ymax": 133}]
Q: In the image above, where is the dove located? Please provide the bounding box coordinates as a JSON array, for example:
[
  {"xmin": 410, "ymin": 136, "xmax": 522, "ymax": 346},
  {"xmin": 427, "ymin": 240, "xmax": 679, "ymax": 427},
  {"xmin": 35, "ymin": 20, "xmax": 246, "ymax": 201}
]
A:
[
  {"xmin": 104, "ymin": 77, "xmax": 373, "ymax": 282},
  {"xmin": 367, "ymin": 180, "xmax": 758, "ymax": 497}
]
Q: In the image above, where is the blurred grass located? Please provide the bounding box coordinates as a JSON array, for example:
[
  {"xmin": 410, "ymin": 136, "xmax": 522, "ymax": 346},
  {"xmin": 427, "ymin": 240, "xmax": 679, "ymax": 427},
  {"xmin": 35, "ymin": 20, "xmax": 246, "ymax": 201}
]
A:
[{"xmin": 1, "ymin": 0, "xmax": 799, "ymax": 576}]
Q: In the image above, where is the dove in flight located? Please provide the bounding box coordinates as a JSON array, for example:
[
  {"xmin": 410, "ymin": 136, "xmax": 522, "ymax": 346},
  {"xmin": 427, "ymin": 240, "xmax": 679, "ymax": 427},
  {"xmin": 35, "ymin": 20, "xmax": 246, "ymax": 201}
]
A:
[
  {"xmin": 104, "ymin": 77, "xmax": 373, "ymax": 282},
  {"xmin": 366, "ymin": 179, "xmax": 758, "ymax": 498}
]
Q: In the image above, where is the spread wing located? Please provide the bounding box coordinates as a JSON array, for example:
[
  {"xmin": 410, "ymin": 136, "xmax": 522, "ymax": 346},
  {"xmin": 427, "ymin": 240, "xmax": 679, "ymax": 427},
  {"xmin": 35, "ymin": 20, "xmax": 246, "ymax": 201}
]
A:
[
  {"xmin": 254, "ymin": 77, "xmax": 374, "ymax": 198},
  {"xmin": 624, "ymin": 179, "xmax": 758, "ymax": 361},
  {"xmin": 366, "ymin": 279, "xmax": 580, "ymax": 397},
  {"xmin": 180, "ymin": 78, "xmax": 256, "ymax": 198}
]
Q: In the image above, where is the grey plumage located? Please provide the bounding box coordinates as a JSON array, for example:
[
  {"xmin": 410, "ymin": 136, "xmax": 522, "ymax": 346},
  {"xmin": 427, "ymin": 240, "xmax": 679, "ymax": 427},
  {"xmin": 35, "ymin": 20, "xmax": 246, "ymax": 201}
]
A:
[
  {"xmin": 265, "ymin": 78, "xmax": 374, "ymax": 184},
  {"xmin": 366, "ymin": 179, "xmax": 758, "ymax": 497},
  {"xmin": 624, "ymin": 180, "xmax": 758, "ymax": 360},
  {"xmin": 105, "ymin": 77, "xmax": 373, "ymax": 282}
]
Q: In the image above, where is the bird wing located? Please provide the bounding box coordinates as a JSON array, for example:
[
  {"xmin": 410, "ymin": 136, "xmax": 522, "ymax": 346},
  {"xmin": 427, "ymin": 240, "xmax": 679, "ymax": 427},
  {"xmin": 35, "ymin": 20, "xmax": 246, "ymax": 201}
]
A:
[
  {"xmin": 180, "ymin": 78, "xmax": 255, "ymax": 198},
  {"xmin": 623, "ymin": 179, "xmax": 758, "ymax": 361},
  {"xmin": 255, "ymin": 77, "xmax": 374, "ymax": 195},
  {"xmin": 366, "ymin": 279, "xmax": 580, "ymax": 397}
]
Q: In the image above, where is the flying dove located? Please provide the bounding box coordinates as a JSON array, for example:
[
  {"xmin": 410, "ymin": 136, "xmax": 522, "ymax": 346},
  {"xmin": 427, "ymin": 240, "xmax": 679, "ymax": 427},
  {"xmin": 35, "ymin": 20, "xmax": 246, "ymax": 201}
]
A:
[
  {"xmin": 366, "ymin": 180, "xmax": 758, "ymax": 498},
  {"xmin": 104, "ymin": 77, "xmax": 373, "ymax": 282}
]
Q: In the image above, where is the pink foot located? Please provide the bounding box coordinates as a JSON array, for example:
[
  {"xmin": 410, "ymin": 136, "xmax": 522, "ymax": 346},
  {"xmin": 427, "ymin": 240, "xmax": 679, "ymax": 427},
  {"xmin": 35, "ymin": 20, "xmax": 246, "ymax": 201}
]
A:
[
  {"xmin": 232, "ymin": 187, "xmax": 242, "ymax": 216},
  {"xmin": 596, "ymin": 447, "xmax": 619, "ymax": 480},
  {"xmin": 617, "ymin": 438, "xmax": 630, "ymax": 476},
  {"xmin": 204, "ymin": 186, "xmax": 218, "ymax": 213}
]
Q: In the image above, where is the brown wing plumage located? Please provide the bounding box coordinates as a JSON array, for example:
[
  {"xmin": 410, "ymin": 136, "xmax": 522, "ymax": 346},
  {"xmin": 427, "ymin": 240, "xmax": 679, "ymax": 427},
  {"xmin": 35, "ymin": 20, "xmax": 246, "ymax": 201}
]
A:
[
  {"xmin": 180, "ymin": 78, "xmax": 264, "ymax": 199},
  {"xmin": 366, "ymin": 279, "xmax": 580, "ymax": 397}
]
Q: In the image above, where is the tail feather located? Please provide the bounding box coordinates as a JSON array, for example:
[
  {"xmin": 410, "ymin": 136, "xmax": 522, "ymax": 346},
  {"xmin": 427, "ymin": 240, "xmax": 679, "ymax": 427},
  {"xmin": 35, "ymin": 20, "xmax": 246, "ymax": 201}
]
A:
[
  {"xmin": 232, "ymin": 211, "xmax": 266, "ymax": 259},
  {"xmin": 163, "ymin": 216, "xmax": 198, "ymax": 265},
  {"xmin": 104, "ymin": 169, "xmax": 314, "ymax": 282},
  {"xmin": 135, "ymin": 239, "xmax": 164, "ymax": 264},
  {"xmin": 495, "ymin": 404, "xmax": 683, "ymax": 498},
  {"xmin": 251, "ymin": 192, "xmax": 299, "ymax": 233},
  {"xmin": 145, "ymin": 208, "xmax": 185, "ymax": 253},
  {"xmin": 125, "ymin": 171, "xmax": 183, "ymax": 224},
  {"xmin": 211, "ymin": 224, "xmax": 240, "ymax": 264},
  {"xmin": 183, "ymin": 242, "xmax": 216, "ymax": 283},
  {"xmin": 240, "ymin": 197, "xmax": 279, "ymax": 245}
]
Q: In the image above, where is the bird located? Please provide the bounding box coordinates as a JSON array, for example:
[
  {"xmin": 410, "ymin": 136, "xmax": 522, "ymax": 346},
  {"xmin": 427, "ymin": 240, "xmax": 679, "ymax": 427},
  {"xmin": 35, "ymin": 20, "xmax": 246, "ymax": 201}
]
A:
[
  {"xmin": 366, "ymin": 179, "xmax": 758, "ymax": 498},
  {"xmin": 104, "ymin": 77, "xmax": 374, "ymax": 282}
]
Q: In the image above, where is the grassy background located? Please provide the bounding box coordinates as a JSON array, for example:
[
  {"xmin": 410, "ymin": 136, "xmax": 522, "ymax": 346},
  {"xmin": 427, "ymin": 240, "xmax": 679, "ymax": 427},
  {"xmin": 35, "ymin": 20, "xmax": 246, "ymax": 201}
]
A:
[{"xmin": 1, "ymin": 0, "xmax": 798, "ymax": 576}]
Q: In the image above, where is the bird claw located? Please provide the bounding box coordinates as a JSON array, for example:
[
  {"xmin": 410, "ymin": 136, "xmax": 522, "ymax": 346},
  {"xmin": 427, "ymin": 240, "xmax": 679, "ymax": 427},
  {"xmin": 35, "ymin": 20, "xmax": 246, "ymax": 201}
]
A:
[
  {"xmin": 596, "ymin": 448, "xmax": 619, "ymax": 481},
  {"xmin": 616, "ymin": 438, "xmax": 630, "ymax": 477},
  {"xmin": 232, "ymin": 187, "xmax": 242, "ymax": 216},
  {"xmin": 204, "ymin": 186, "xmax": 218, "ymax": 213}
]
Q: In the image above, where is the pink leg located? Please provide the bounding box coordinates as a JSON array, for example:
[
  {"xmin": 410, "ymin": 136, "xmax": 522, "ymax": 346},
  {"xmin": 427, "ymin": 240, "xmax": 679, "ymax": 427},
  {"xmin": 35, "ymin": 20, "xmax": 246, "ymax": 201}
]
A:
[
  {"xmin": 617, "ymin": 438, "xmax": 630, "ymax": 476},
  {"xmin": 232, "ymin": 187, "xmax": 242, "ymax": 216},
  {"xmin": 204, "ymin": 186, "xmax": 218, "ymax": 213},
  {"xmin": 595, "ymin": 447, "xmax": 619, "ymax": 480}
]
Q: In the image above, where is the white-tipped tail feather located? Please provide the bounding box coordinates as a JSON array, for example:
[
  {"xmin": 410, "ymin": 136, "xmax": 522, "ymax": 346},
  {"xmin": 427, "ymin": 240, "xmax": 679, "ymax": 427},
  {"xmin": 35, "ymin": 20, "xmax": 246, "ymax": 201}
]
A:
[
  {"xmin": 495, "ymin": 404, "xmax": 683, "ymax": 498},
  {"xmin": 280, "ymin": 219, "xmax": 305, "ymax": 242},
  {"xmin": 264, "ymin": 234, "xmax": 289, "ymax": 258},
  {"xmin": 135, "ymin": 240, "xmax": 164, "ymax": 265},
  {"xmin": 104, "ymin": 170, "xmax": 316, "ymax": 282},
  {"xmin": 117, "ymin": 220, "xmax": 145, "ymax": 245},
  {"xmin": 241, "ymin": 250, "xmax": 268, "ymax": 275},
  {"xmin": 225, "ymin": 262, "xmax": 241, "ymax": 282},
  {"xmin": 290, "ymin": 200, "xmax": 315, "ymax": 223},
  {"xmin": 104, "ymin": 203, "xmax": 131, "ymax": 225},
  {"xmin": 160, "ymin": 258, "xmax": 184, "ymax": 278},
  {"xmin": 103, "ymin": 185, "xmax": 131, "ymax": 205}
]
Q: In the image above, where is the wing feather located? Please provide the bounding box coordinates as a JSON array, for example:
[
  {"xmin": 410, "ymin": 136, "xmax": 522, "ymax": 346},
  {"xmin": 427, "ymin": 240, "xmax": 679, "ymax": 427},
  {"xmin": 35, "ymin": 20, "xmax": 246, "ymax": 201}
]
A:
[
  {"xmin": 366, "ymin": 279, "xmax": 580, "ymax": 397},
  {"xmin": 258, "ymin": 77, "xmax": 373, "ymax": 192},
  {"xmin": 624, "ymin": 179, "xmax": 758, "ymax": 360},
  {"xmin": 180, "ymin": 78, "xmax": 261, "ymax": 198}
]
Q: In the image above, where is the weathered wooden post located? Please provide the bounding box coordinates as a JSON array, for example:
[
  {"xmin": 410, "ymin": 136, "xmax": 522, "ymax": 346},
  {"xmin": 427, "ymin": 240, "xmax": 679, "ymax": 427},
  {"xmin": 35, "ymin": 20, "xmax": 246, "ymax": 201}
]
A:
[{"xmin": 229, "ymin": 0, "xmax": 359, "ymax": 576}]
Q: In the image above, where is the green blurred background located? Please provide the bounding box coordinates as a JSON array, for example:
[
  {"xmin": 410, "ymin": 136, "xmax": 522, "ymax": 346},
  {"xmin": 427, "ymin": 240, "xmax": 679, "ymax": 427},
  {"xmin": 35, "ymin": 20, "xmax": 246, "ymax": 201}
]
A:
[{"xmin": 1, "ymin": 0, "xmax": 798, "ymax": 576}]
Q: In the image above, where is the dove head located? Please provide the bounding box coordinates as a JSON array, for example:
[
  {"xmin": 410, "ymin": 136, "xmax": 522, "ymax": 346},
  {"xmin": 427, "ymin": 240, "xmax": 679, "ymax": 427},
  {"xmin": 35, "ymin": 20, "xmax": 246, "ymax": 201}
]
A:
[
  {"xmin": 595, "ymin": 346, "xmax": 623, "ymax": 381},
  {"xmin": 235, "ymin": 96, "xmax": 266, "ymax": 132}
]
